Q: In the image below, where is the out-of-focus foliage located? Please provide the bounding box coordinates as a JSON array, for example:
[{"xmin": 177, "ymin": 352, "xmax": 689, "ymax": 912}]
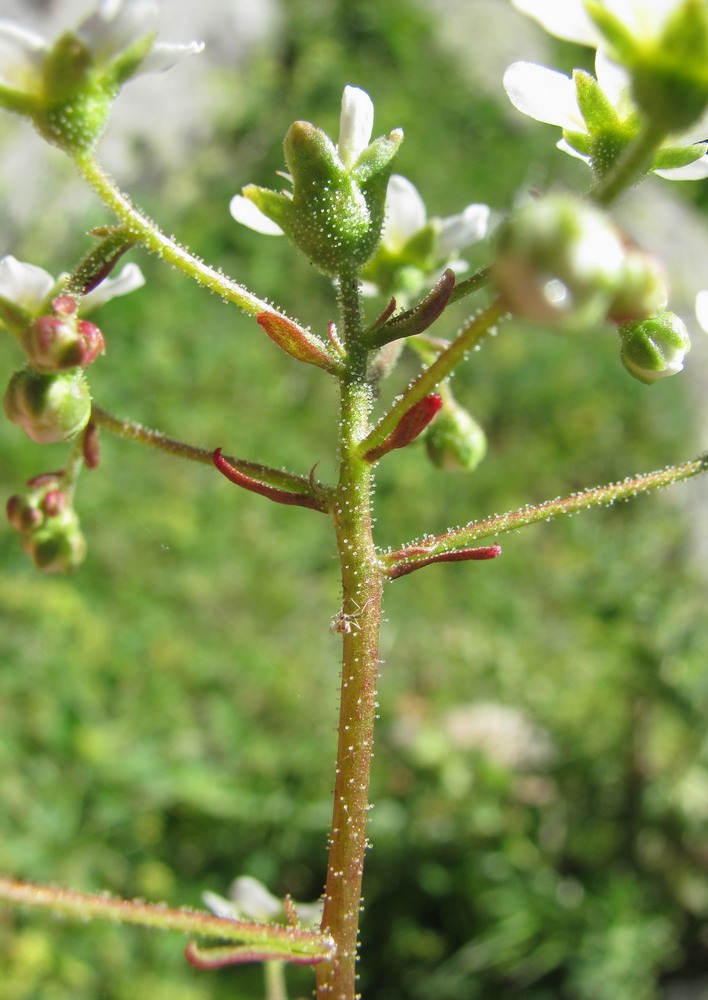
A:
[{"xmin": 1, "ymin": 1, "xmax": 707, "ymax": 999}]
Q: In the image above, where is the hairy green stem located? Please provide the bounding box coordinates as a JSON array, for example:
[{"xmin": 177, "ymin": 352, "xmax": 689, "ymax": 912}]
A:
[
  {"xmin": 591, "ymin": 121, "xmax": 667, "ymax": 206},
  {"xmin": 317, "ymin": 274, "xmax": 383, "ymax": 999},
  {"xmin": 0, "ymin": 878, "xmax": 332, "ymax": 961},
  {"xmin": 73, "ymin": 152, "xmax": 280, "ymax": 318},
  {"xmin": 385, "ymin": 453, "xmax": 708, "ymax": 567},
  {"xmin": 360, "ymin": 298, "xmax": 505, "ymax": 458}
]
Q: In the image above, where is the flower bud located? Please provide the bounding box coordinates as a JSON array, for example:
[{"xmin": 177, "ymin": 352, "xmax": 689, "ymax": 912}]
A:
[
  {"xmin": 492, "ymin": 194, "xmax": 626, "ymax": 331},
  {"xmin": 425, "ymin": 400, "xmax": 487, "ymax": 472},
  {"xmin": 609, "ymin": 245, "xmax": 668, "ymax": 323},
  {"xmin": 619, "ymin": 312, "xmax": 690, "ymax": 384},
  {"xmin": 6, "ymin": 474, "xmax": 65, "ymax": 533},
  {"xmin": 22, "ymin": 295, "xmax": 105, "ymax": 371},
  {"xmin": 4, "ymin": 367, "xmax": 91, "ymax": 443},
  {"xmin": 21, "ymin": 509, "xmax": 87, "ymax": 573}
]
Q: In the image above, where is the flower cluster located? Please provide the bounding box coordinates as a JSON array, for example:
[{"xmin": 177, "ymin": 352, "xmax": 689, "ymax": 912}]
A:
[
  {"xmin": 506, "ymin": 0, "xmax": 708, "ymax": 180},
  {"xmin": 1, "ymin": 255, "xmax": 143, "ymax": 443},
  {"xmin": 0, "ymin": 0, "xmax": 203, "ymax": 151},
  {"xmin": 6, "ymin": 472, "xmax": 86, "ymax": 572}
]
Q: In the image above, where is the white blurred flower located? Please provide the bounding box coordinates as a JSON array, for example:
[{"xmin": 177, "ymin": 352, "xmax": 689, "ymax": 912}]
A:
[
  {"xmin": 696, "ymin": 290, "xmax": 708, "ymax": 333},
  {"xmin": 203, "ymin": 875, "xmax": 323, "ymax": 928},
  {"xmin": 382, "ymin": 174, "xmax": 489, "ymax": 258},
  {"xmin": 0, "ymin": 254, "xmax": 144, "ymax": 321},
  {"xmin": 0, "ymin": 0, "xmax": 203, "ymax": 104},
  {"xmin": 504, "ymin": 51, "xmax": 708, "ymax": 180},
  {"xmin": 511, "ymin": 0, "xmax": 690, "ymax": 48}
]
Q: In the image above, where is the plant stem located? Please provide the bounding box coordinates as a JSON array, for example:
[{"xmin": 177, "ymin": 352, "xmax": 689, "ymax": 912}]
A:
[
  {"xmin": 73, "ymin": 152, "xmax": 279, "ymax": 318},
  {"xmin": 317, "ymin": 274, "xmax": 383, "ymax": 999},
  {"xmin": 591, "ymin": 121, "xmax": 667, "ymax": 207}
]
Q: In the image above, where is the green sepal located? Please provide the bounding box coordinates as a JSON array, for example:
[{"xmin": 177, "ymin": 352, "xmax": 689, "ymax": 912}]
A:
[
  {"xmin": 574, "ymin": 69, "xmax": 621, "ymax": 132},
  {"xmin": 562, "ymin": 130, "xmax": 592, "ymax": 157},
  {"xmin": 277, "ymin": 120, "xmax": 401, "ymax": 276},
  {"xmin": 0, "ymin": 298, "xmax": 36, "ymax": 338},
  {"xmin": 0, "ymin": 84, "xmax": 39, "ymax": 117},
  {"xmin": 107, "ymin": 32, "xmax": 157, "ymax": 87},
  {"xmin": 653, "ymin": 143, "xmax": 706, "ymax": 170},
  {"xmin": 584, "ymin": 0, "xmax": 639, "ymax": 64},
  {"xmin": 241, "ymin": 185, "xmax": 294, "ymax": 233}
]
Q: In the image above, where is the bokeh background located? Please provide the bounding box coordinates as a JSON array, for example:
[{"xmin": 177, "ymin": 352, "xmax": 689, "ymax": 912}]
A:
[{"xmin": 1, "ymin": 1, "xmax": 708, "ymax": 998}]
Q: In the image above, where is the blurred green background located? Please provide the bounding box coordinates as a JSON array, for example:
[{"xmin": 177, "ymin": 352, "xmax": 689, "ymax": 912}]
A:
[{"xmin": 1, "ymin": 1, "xmax": 708, "ymax": 998}]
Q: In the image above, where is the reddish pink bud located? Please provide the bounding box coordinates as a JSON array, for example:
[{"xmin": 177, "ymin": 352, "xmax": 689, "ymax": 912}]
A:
[
  {"xmin": 388, "ymin": 543, "xmax": 501, "ymax": 579},
  {"xmin": 363, "ymin": 394, "xmax": 443, "ymax": 463},
  {"xmin": 82, "ymin": 421, "xmax": 101, "ymax": 469},
  {"xmin": 52, "ymin": 295, "xmax": 78, "ymax": 317},
  {"xmin": 41, "ymin": 489, "xmax": 66, "ymax": 517},
  {"xmin": 213, "ymin": 448, "xmax": 326, "ymax": 512},
  {"xmin": 6, "ymin": 495, "xmax": 42, "ymax": 533},
  {"xmin": 77, "ymin": 320, "xmax": 106, "ymax": 366},
  {"xmin": 256, "ymin": 312, "xmax": 342, "ymax": 373}
]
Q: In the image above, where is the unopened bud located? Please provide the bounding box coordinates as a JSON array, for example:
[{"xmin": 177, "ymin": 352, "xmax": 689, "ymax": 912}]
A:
[
  {"xmin": 425, "ymin": 401, "xmax": 487, "ymax": 472},
  {"xmin": 609, "ymin": 245, "xmax": 668, "ymax": 323},
  {"xmin": 4, "ymin": 367, "xmax": 92, "ymax": 443},
  {"xmin": 22, "ymin": 295, "xmax": 105, "ymax": 371},
  {"xmin": 21, "ymin": 510, "xmax": 87, "ymax": 573},
  {"xmin": 492, "ymin": 194, "xmax": 626, "ymax": 331},
  {"xmin": 619, "ymin": 312, "xmax": 690, "ymax": 384}
]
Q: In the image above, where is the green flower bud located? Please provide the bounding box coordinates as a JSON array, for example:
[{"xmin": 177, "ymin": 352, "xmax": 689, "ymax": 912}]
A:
[
  {"xmin": 492, "ymin": 194, "xmax": 626, "ymax": 331},
  {"xmin": 425, "ymin": 401, "xmax": 487, "ymax": 472},
  {"xmin": 4, "ymin": 367, "xmax": 91, "ymax": 443},
  {"xmin": 21, "ymin": 508, "xmax": 87, "ymax": 573},
  {"xmin": 609, "ymin": 245, "xmax": 668, "ymax": 323},
  {"xmin": 619, "ymin": 312, "xmax": 690, "ymax": 384},
  {"xmin": 233, "ymin": 87, "xmax": 403, "ymax": 277}
]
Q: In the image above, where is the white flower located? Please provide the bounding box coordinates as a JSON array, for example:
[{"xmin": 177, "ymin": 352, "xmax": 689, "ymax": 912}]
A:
[
  {"xmin": 0, "ymin": 255, "xmax": 144, "ymax": 320},
  {"xmin": 230, "ymin": 84, "xmax": 377, "ymax": 237},
  {"xmin": 504, "ymin": 49, "xmax": 708, "ymax": 180},
  {"xmin": 203, "ymin": 876, "xmax": 323, "ymax": 929},
  {"xmin": 511, "ymin": 0, "xmax": 688, "ymax": 48},
  {"xmin": 382, "ymin": 175, "xmax": 490, "ymax": 258},
  {"xmin": 0, "ymin": 0, "xmax": 203, "ymax": 103},
  {"xmin": 336, "ymin": 85, "xmax": 374, "ymax": 171},
  {"xmin": 696, "ymin": 290, "xmax": 708, "ymax": 334}
]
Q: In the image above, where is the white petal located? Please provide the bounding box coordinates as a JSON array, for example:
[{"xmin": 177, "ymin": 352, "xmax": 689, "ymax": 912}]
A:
[
  {"xmin": 201, "ymin": 890, "xmax": 241, "ymax": 920},
  {"xmin": 436, "ymin": 204, "xmax": 490, "ymax": 256},
  {"xmin": 503, "ymin": 62, "xmax": 584, "ymax": 130},
  {"xmin": 229, "ymin": 876, "xmax": 282, "ymax": 922},
  {"xmin": 0, "ymin": 20, "xmax": 47, "ymax": 96},
  {"xmin": 382, "ymin": 175, "xmax": 427, "ymax": 251},
  {"xmin": 557, "ymin": 137, "xmax": 592, "ymax": 165},
  {"xmin": 229, "ymin": 194, "xmax": 284, "ymax": 235},
  {"xmin": 136, "ymin": 40, "xmax": 205, "ymax": 75},
  {"xmin": 80, "ymin": 263, "xmax": 145, "ymax": 312},
  {"xmin": 654, "ymin": 154, "xmax": 708, "ymax": 180},
  {"xmin": 696, "ymin": 291, "xmax": 708, "ymax": 333},
  {"xmin": 337, "ymin": 85, "xmax": 374, "ymax": 170},
  {"xmin": 511, "ymin": 0, "xmax": 603, "ymax": 46},
  {"xmin": 0, "ymin": 255, "xmax": 55, "ymax": 313},
  {"xmin": 594, "ymin": 50, "xmax": 632, "ymax": 113},
  {"xmin": 77, "ymin": 0, "xmax": 159, "ymax": 64}
]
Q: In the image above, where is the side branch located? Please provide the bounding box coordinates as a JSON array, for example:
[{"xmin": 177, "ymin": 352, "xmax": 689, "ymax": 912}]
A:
[
  {"xmin": 73, "ymin": 153, "xmax": 287, "ymax": 320},
  {"xmin": 385, "ymin": 453, "xmax": 708, "ymax": 561},
  {"xmin": 91, "ymin": 405, "xmax": 328, "ymax": 497},
  {"xmin": 0, "ymin": 878, "xmax": 333, "ymax": 964}
]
